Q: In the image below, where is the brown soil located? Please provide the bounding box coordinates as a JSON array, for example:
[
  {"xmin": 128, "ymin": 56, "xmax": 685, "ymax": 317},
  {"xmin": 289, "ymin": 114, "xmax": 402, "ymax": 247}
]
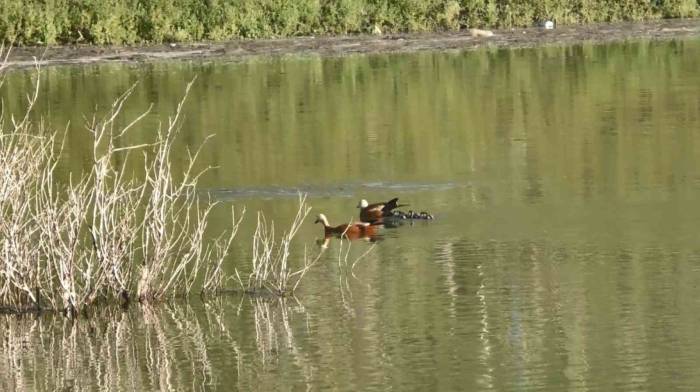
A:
[{"xmin": 3, "ymin": 19, "xmax": 700, "ymax": 69}]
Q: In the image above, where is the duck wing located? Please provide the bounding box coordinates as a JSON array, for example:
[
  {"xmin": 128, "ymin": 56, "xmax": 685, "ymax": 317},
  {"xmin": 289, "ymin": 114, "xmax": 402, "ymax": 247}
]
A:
[
  {"xmin": 363, "ymin": 202, "xmax": 386, "ymax": 212},
  {"xmin": 363, "ymin": 198, "xmax": 399, "ymax": 212},
  {"xmin": 381, "ymin": 197, "xmax": 407, "ymax": 213}
]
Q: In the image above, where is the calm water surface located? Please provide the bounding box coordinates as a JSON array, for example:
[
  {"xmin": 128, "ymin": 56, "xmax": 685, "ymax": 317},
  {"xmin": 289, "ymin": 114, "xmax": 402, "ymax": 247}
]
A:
[{"xmin": 2, "ymin": 39, "xmax": 700, "ymax": 391}]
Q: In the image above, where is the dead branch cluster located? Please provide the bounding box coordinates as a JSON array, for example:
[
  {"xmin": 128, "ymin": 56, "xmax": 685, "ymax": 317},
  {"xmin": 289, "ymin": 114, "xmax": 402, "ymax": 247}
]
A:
[{"xmin": 0, "ymin": 47, "xmax": 318, "ymax": 316}]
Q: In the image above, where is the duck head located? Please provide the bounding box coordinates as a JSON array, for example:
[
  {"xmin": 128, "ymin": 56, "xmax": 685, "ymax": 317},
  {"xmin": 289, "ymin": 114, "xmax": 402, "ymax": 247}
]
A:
[
  {"xmin": 356, "ymin": 199, "xmax": 369, "ymax": 208},
  {"xmin": 314, "ymin": 213, "xmax": 329, "ymax": 227}
]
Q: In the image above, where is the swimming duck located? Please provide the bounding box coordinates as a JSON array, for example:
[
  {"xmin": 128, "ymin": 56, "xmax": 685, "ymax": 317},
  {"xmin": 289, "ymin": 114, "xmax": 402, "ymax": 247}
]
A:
[
  {"xmin": 357, "ymin": 197, "xmax": 406, "ymax": 223},
  {"xmin": 315, "ymin": 213, "xmax": 379, "ymax": 239}
]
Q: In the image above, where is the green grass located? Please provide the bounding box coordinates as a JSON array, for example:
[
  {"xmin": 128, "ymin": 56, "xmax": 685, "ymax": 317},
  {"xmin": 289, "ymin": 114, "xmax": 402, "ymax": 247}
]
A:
[{"xmin": 0, "ymin": 0, "xmax": 698, "ymax": 45}]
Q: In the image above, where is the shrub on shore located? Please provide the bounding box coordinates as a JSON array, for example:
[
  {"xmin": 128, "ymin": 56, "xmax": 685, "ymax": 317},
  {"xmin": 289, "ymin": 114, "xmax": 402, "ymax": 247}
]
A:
[{"xmin": 0, "ymin": 0, "xmax": 698, "ymax": 46}]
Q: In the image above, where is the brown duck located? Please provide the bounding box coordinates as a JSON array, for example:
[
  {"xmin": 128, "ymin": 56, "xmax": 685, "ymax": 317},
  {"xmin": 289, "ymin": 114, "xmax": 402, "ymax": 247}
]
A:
[
  {"xmin": 315, "ymin": 213, "xmax": 379, "ymax": 240},
  {"xmin": 357, "ymin": 197, "xmax": 406, "ymax": 223}
]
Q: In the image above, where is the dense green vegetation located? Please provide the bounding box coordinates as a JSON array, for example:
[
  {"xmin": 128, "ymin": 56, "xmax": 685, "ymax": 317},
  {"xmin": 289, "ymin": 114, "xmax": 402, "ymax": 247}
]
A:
[{"xmin": 0, "ymin": 0, "xmax": 698, "ymax": 45}]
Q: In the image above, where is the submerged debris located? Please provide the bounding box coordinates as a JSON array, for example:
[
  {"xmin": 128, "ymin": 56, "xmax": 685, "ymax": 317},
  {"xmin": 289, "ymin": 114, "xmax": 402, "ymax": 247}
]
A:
[{"xmin": 537, "ymin": 20, "xmax": 555, "ymax": 29}]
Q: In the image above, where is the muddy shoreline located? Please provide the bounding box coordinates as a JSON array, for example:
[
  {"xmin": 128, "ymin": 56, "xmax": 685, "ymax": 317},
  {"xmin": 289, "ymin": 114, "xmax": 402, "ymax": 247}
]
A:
[{"xmin": 3, "ymin": 19, "xmax": 700, "ymax": 69}]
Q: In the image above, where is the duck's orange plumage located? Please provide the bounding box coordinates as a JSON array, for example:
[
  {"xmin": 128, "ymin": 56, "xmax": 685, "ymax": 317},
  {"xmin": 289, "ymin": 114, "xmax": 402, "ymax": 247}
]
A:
[
  {"xmin": 357, "ymin": 197, "xmax": 405, "ymax": 223},
  {"xmin": 315, "ymin": 213, "xmax": 379, "ymax": 239}
]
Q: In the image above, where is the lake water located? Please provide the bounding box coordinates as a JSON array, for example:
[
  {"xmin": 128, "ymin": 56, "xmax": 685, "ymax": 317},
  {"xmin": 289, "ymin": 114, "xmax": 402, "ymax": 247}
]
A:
[{"xmin": 2, "ymin": 38, "xmax": 700, "ymax": 391}]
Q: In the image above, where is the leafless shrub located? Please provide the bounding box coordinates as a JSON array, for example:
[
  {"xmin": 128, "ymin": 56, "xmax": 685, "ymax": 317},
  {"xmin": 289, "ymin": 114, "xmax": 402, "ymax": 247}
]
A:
[
  {"xmin": 135, "ymin": 80, "xmax": 220, "ymax": 302},
  {"xmin": 201, "ymin": 207, "xmax": 245, "ymax": 295},
  {"xmin": 0, "ymin": 47, "xmax": 320, "ymax": 315},
  {"xmin": 0, "ymin": 55, "xmax": 56, "ymax": 311},
  {"xmin": 234, "ymin": 194, "xmax": 323, "ymax": 296},
  {"xmin": 0, "ymin": 52, "xmax": 243, "ymax": 314}
]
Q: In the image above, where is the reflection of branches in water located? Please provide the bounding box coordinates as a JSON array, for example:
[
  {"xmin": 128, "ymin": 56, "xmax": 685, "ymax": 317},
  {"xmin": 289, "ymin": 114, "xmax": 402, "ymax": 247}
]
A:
[
  {"xmin": 337, "ymin": 238, "xmax": 354, "ymax": 315},
  {"xmin": 0, "ymin": 311, "xmax": 121, "ymax": 391},
  {"xmin": 204, "ymin": 298, "xmax": 243, "ymax": 388},
  {"xmin": 434, "ymin": 239, "xmax": 459, "ymax": 320},
  {"xmin": 476, "ymin": 262, "xmax": 495, "ymax": 390},
  {"xmin": 334, "ymin": 237, "xmax": 376, "ymax": 317},
  {"xmin": 0, "ymin": 297, "xmax": 320, "ymax": 391},
  {"xmin": 0, "ymin": 304, "xmax": 243, "ymax": 391},
  {"xmin": 251, "ymin": 296, "xmax": 314, "ymax": 387}
]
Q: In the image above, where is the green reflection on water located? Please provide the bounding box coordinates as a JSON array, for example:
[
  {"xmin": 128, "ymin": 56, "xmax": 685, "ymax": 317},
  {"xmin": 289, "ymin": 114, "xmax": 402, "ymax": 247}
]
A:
[
  {"xmin": 1, "ymin": 38, "xmax": 700, "ymax": 391},
  {"xmin": 3, "ymin": 39, "xmax": 697, "ymax": 194}
]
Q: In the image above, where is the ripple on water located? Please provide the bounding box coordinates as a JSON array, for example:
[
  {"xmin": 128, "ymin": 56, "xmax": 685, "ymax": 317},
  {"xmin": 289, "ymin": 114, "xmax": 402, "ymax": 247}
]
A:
[{"xmin": 207, "ymin": 181, "xmax": 468, "ymax": 201}]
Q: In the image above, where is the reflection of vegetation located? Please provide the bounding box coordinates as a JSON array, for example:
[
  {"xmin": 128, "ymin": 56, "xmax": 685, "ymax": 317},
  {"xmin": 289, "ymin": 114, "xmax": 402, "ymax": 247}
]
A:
[
  {"xmin": 5, "ymin": 38, "xmax": 697, "ymax": 198},
  {"xmin": 0, "ymin": 298, "xmax": 313, "ymax": 391},
  {"xmin": 0, "ymin": 304, "xmax": 223, "ymax": 390},
  {"xmin": 0, "ymin": 0, "xmax": 698, "ymax": 45},
  {"xmin": 2, "ymin": 39, "xmax": 697, "ymax": 245},
  {"xmin": 1, "ymin": 236, "xmax": 697, "ymax": 390}
]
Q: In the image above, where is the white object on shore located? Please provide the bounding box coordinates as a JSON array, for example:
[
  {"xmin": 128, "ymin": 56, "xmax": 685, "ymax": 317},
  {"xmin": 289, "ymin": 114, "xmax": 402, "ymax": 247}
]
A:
[
  {"xmin": 469, "ymin": 28, "xmax": 494, "ymax": 38},
  {"xmin": 372, "ymin": 24, "xmax": 382, "ymax": 35},
  {"xmin": 544, "ymin": 20, "xmax": 554, "ymax": 29}
]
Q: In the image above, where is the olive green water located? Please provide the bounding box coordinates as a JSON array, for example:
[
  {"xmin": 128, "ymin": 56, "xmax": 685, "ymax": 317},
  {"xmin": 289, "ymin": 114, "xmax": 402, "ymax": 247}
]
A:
[{"xmin": 2, "ymin": 39, "xmax": 700, "ymax": 391}]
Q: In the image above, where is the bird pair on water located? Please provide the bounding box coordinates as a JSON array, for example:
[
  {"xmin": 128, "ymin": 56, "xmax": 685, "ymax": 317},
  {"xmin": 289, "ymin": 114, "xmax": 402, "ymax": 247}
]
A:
[{"xmin": 315, "ymin": 197, "xmax": 432, "ymax": 240}]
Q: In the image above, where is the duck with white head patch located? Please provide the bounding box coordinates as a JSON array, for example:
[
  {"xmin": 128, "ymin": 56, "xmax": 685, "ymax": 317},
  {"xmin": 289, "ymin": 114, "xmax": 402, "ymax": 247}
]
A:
[{"xmin": 356, "ymin": 197, "xmax": 407, "ymax": 223}]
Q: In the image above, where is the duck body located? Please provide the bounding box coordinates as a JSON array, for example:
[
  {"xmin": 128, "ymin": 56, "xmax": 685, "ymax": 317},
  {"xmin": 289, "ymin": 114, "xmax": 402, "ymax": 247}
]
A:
[
  {"xmin": 315, "ymin": 213, "xmax": 379, "ymax": 240},
  {"xmin": 357, "ymin": 197, "xmax": 406, "ymax": 223}
]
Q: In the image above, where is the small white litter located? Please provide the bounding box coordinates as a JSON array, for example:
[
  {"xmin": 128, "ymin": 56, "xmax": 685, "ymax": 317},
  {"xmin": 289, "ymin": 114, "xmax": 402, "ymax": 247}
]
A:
[{"xmin": 469, "ymin": 28, "xmax": 494, "ymax": 38}]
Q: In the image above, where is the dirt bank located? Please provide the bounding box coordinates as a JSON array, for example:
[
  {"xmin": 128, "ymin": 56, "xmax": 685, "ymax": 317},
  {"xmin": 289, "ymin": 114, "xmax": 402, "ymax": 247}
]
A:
[{"xmin": 3, "ymin": 19, "xmax": 700, "ymax": 69}]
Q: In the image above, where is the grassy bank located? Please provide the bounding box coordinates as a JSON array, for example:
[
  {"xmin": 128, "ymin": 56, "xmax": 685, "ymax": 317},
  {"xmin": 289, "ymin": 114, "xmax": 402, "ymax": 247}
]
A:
[{"xmin": 1, "ymin": 0, "xmax": 698, "ymax": 46}]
